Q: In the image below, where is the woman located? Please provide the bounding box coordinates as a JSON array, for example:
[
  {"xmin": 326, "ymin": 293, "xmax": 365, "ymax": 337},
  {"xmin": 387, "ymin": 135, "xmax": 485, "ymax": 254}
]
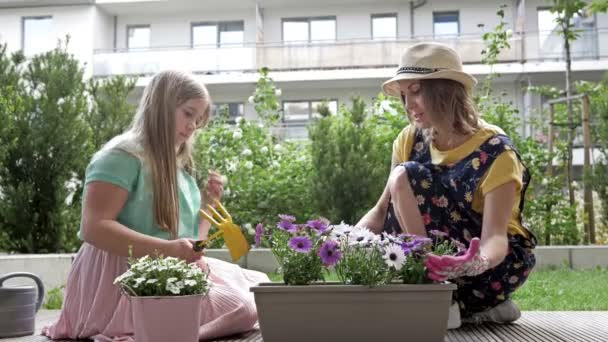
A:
[
  {"xmin": 358, "ymin": 43, "xmax": 536, "ymax": 327},
  {"xmin": 44, "ymin": 70, "xmax": 269, "ymax": 341}
]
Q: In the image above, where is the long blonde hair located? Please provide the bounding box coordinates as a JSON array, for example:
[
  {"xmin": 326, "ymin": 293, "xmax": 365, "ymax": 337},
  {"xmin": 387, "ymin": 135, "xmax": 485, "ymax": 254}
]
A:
[
  {"xmin": 413, "ymin": 79, "xmax": 479, "ymax": 143},
  {"xmin": 97, "ymin": 70, "xmax": 211, "ymax": 238}
]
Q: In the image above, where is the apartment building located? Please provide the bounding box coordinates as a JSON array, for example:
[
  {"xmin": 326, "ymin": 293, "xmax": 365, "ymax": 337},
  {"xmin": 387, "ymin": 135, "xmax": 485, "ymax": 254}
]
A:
[{"xmin": 0, "ymin": 0, "xmax": 606, "ymax": 162}]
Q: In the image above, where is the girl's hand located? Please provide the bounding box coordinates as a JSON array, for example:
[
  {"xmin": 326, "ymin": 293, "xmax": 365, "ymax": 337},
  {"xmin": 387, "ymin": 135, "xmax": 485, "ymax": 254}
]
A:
[{"xmin": 164, "ymin": 238, "xmax": 204, "ymax": 263}]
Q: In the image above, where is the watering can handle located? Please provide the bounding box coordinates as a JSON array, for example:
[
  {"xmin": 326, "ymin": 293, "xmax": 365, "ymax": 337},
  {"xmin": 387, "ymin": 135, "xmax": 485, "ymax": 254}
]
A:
[{"xmin": 0, "ymin": 272, "xmax": 45, "ymax": 312}]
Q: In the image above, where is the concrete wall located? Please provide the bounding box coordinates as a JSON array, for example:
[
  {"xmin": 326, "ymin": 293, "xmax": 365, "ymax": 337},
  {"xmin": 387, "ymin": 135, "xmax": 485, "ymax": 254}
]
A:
[
  {"xmin": 0, "ymin": 4, "xmax": 95, "ymax": 75},
  {"xmin": 93, "ymin": 7, "xmax": 114, "ymax": 52},
  {"xmin": 115, "ymin": 9, "xmax": 256, "ymax": 50},
  {"xmin": 262, "ymin": 3, "xmax": 410, "ymax": 43},
  {"xmin": 411, "ymin": 0, "xmax": 515, "ymax": 38},
  {"xmin": 2, "ymin": 246, "xmax": 607, "ymax": 299}
]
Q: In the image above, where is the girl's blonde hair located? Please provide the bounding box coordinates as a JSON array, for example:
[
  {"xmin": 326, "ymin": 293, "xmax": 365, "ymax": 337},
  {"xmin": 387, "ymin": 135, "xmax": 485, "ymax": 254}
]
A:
[
  {"xmin": 97, "ymin": 70, "xmax": 211, "ymax": 238},
  {"xmin": 405, "ymin": 79, "xmax": 480, "ymax": 143}
]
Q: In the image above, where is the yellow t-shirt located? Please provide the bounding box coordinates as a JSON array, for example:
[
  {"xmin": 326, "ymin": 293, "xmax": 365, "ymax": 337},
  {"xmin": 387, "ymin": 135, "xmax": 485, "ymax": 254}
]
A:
[{"xmin": 392, "ymin": 121, "xmax": 529, "ymax": 238}]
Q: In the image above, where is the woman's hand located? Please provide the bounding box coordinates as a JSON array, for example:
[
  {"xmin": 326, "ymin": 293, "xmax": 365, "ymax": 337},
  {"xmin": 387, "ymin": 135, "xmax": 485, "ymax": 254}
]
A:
[
  {"xmin": 424, "ymin": 238, "xmax": 490, "ymax": 281},
  {"xmin": 164, "ymin": 238, "xmax": 205, "ymax": 263},
  {"xmin": 204, "ymin": 170, "xmax": 225, "ymax": 207}
]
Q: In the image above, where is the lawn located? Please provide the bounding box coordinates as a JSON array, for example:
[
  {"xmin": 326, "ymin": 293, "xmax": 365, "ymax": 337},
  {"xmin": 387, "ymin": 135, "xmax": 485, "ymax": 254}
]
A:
[
  {"xmin": 512, "ymin": 266, "xmax": 608, "ymax": 311},
  {"xmin": 269, "ymin": 267, "xmax": 608, "ymax": 311}
]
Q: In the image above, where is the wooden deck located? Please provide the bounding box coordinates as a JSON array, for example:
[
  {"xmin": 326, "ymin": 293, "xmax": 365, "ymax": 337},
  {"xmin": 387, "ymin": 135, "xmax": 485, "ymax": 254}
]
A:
[{"xmin": 1, "ymin": 310, "xmax": 607, "ymax": 342}]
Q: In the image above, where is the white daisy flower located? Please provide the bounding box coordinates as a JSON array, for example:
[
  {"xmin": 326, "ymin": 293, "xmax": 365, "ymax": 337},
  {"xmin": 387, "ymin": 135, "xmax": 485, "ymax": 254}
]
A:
[
  {"xmin": 348, "ymin": 227, "xmax": 375, "ymax": 246},
  {"xmin": 166, "ymin": 282, "xmax": 180, "ymax": 295},
  {"xmin": 330, "ymin": 222, "xmax": 353, "ymax": 240},
  {"xmin": 383, "ymin": 244, "xmax": 406, "ymax": 271}
]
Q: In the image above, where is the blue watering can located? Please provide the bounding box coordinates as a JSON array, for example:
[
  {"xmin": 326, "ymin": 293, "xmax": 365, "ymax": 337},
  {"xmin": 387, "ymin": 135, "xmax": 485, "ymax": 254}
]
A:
[{"xmin": 0, "ymin": 272, "xmax": 45, "ymax": 338}]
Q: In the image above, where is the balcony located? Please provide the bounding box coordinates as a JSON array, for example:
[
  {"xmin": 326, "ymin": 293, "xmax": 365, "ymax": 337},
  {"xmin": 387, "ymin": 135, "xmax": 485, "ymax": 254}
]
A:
[
  {"xmin": 92, "ymin": 29, "xmax": 605, "ymax": 77},
  {"xmin": 93, "ymin": 46, "xmax": 256, "ymax": 77}
]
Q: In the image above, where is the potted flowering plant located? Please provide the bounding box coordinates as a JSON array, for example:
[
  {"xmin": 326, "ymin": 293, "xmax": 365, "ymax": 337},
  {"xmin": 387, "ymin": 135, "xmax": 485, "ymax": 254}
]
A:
[
  {"xmin": 251, "ymin": 215, "xmax": 460, "ymax": 342},
  {"xmin": 114, "ymin": 255, "xmax": 211, "ymax": 342}
]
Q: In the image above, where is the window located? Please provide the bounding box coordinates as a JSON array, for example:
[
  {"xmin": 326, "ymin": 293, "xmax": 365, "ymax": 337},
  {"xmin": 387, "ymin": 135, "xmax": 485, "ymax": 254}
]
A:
[
  {"xmin": 282, "ymin": 17, "xmax": 336, "ymax": 43},
  {"xmin": 192, "ymin": 21, "xmax": 244, "ymax": 48},
  {"xmin": 537, "ymin": 8, "xmax": 597, "ymax": 60},
  {"xmin": 433, "ymin": 11, "xmax": 459, "ymax": 38},
  {"xmin": 213, "ymin": 103, "xmax": 244, "ymax": 122},
  {"xmin": 282, "ymin": 100, "xmax": 338, "ymax": 139},
  {"xmin": 22, "ymin": 16, "xmax": 53, "ymax": 56},
  {"xmin": 372, "ymin": 14, "xmax": 397, "ymax": 40},
  {"xmin": 283, "ymin": 100, "xmax": 338, "ymax": 122},
  {"xmin": 127, "ymin": 25, "xmax": 150, "ymax": 50},
  {"xmin": 192, "ymin": 25, "xmax": 217, "ymax": 47}
]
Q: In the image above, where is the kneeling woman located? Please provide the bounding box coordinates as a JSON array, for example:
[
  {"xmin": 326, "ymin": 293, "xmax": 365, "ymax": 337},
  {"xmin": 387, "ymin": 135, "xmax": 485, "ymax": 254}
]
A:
[{"xmin": 358, "ymin": 43, "xmax": 536, "ymax": 327}]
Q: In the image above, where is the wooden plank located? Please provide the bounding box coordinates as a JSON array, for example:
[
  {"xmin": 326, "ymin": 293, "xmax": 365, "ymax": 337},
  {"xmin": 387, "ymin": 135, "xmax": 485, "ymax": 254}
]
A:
[
  {"xmin": 3, "ymin": 311, "xmax": 608, "ymax": 342},
  {"xmin": 581, "ymin": 95, "xmax": 596, "ymax": 244},
  {"xmin": 546, "ymin": 93, "xmax": 585, "ymax": 105}
]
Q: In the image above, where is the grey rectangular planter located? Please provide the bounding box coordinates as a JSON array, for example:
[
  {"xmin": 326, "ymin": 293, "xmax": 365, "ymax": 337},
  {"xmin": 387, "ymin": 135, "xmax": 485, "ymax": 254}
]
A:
[{"xmin": 251, "ymin": 282, "xmax": 457, "ymax": 342}]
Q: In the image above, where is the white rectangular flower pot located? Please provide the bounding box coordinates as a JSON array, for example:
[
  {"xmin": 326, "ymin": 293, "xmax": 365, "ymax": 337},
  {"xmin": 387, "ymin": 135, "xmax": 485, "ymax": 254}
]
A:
[
  {"xmin": 251, "ymin": 282, "xmax": 457, "ymax": 342},
  {"xmin": 131, "ymin": 294, "xmax": 204, "ymax": 342}
]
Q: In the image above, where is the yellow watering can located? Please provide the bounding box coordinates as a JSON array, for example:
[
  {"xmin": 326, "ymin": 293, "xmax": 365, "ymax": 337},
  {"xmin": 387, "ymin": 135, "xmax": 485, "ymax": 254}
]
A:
[{"xmin": 194, "ymin": 200, "xmax": 250, "ymax": 262}]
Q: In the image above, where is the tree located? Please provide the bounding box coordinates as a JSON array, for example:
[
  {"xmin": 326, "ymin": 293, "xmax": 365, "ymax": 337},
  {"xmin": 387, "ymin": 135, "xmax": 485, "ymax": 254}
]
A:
[
  {"xmin": 0, "ymin": 40, "xmax": 136, "ymax": 253},
  {"xmin": 478, "ymin": 7, "xmax": 580, "ymax": 245},
  {"xmin": 309, "ymin": 95, "xmax": 406, "ymax": 224},
  {"xmin": 85, "ymin": 76, "xmax": 136, "ymax": 151},
  {"xmin": 549, "ymin": 0, "xmax": 587, "ymax": 208},
  {"xmin": 0, "ymin": 40, "xmax": 91, "ymax": 252}
]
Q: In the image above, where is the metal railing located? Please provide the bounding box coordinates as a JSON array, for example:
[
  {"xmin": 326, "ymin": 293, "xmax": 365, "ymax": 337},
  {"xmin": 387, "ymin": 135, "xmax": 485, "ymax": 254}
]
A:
[{"xmin": 92, "ymin": 29, "xmax": 607, "ymax": 76}]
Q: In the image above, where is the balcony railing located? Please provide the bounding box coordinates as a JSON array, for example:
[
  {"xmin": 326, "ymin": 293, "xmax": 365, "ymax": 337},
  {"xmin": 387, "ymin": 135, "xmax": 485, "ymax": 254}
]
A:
[
  {"xmin": 92, "ymin": 29, "xmax": 606, "ymax": 77},
  {"xmin": 93, "ymin": 46, "xmax": 256, "ymax": 77}
]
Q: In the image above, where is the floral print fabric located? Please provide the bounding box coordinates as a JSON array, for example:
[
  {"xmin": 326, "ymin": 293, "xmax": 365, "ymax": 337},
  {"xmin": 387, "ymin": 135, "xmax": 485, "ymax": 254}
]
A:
[{"xmin": 383, "ymin": 129, "xmax": 536, "ymax": 316}]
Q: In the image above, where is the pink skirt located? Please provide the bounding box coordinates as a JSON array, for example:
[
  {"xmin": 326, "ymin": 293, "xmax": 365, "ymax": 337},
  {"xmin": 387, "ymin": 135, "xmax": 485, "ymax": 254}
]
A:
[{"xmin": 43, "ymin": 243, "xmax": 270, "ymax": 341}]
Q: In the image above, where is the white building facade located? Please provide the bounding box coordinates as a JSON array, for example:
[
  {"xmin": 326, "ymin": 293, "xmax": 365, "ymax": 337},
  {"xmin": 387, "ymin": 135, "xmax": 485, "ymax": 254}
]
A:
[{"xmin": 1, "ymin": 0, "xmax": 607, "ymax": 158}]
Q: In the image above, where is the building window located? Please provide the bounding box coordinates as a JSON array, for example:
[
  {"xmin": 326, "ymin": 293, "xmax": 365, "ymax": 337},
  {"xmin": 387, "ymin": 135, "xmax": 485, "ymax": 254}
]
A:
[
  {"xmin": 213, "ymin": 103, "xmax": 244, "ymax": 122},
  {"xmin": 537, "ymin": 8, "xmax": 597, "ymax": 60},
  {"xmin": 192, "ymin": 21, "xmax": 244, "ymax": 48},
  {"xmin": 127, "ymin": 25, "xmax": 150, "ymax": 50},
  {"xmin": 22, "ymin": 16, "xmax": 53, "ymax": 56},
  {"xmin": 282, "ymin": 100, "xmax": 338, "ymax": 139},
  {"xmin": 372, "ymin": 14, "xmax": 397, "ymax": 40},
  {"xmin": 282, "ymin": 17, "xmax": 336, "ymax": 43},
  {"xmin": 433, "ymin": 11, "xmax": 459, "ymax": 38},
  {"xmin": 283, "ymin": 100, "xmax": 338, "ymax": 121}
]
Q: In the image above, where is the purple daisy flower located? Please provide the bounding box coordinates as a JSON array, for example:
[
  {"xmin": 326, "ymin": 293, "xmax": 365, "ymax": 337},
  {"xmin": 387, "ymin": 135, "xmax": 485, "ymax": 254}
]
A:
[
  {"xmin": 288, "ymin": 236, "xmax": 313, "ymax": 253},
  {"xmin": 278, "ymin": 214, "xmax": 296, "ymax": 222},
  {"xmin": 254, "ymin": 223, "xmax": 264, "ymax": 247},
  {"xmin": 400, "ymin": 242, "xmax": 414, "ymax": 256},
  {"xmin": 307, "ymin": 219, "xmax": 328, "ymax": 233},
  {"xmin": 278, "ymin": 220, "xmax": 297, "ymax": 233},
  {"xmin": 318, "ymin": 240, "xmax": 341, "ymax": 266}
]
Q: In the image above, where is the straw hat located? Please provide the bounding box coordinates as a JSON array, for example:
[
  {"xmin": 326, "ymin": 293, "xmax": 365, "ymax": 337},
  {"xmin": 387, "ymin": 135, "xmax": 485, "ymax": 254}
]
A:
[{"xmin": 382, "ymin": 42, "xmax": 477, "ymax": 97}]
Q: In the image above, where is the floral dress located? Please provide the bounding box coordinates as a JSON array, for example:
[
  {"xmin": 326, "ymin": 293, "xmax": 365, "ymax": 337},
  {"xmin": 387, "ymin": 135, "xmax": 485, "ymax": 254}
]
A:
[{"xmin": 383, "ymin": 129, "xmax": 537, "ymax": 317}]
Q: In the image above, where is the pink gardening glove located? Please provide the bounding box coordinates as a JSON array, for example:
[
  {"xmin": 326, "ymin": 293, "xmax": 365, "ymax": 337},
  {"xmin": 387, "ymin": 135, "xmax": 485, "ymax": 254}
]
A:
[{"xmin": 424, "ymin": 238, "xmax": 490, "ymax": 282}]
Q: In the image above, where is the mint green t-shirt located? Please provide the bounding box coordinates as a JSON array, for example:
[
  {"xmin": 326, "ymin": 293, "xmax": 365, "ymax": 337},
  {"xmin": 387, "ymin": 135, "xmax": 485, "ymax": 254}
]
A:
[{"xmin": 79, "ymin": 149, "xmax": 201, "ymax": 240}]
